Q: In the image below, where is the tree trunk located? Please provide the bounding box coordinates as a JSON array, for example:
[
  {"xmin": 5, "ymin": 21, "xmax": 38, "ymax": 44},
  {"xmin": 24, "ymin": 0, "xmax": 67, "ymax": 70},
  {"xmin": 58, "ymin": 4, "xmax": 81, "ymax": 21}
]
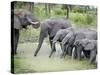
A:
[
  {"xmin": 45, "ymin": 4, "xmax": 48, "ymax": 17},
  {"xmin": 48, "ymin": 4, "xmax": 51, "ymax": 17},
  {"xmin": 66, "ymin": 5, "xmax": 70, "ymax": 19}
]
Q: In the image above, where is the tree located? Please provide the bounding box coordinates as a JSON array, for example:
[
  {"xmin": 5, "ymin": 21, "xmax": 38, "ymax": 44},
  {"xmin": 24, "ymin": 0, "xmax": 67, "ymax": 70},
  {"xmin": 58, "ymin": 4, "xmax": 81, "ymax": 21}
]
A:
[
  {"xmin": 45, "ymin": 3, "xmax": 51, "ymax": 17},
  {"xmin": 45, "ymin": 3, "xmax": 48, "ymax": 16},
  {"xmin": 62, "ymin": 4, "xmax": 70, "ymax": 19},
  {"xmin": 48, "ymin": 3, "xmax": 51, "ymax": 17}
]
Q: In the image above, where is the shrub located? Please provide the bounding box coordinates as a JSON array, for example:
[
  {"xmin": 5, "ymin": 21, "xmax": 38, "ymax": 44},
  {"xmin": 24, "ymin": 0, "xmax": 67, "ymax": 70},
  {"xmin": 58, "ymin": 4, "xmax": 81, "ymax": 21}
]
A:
[
  {"xmin": 86, "ymin": 14, "xmax": 94, "ymax": 25},
  {"xmin": 69, "ymin": 12, "xmax": 96, "ymax": 28},
  {"xmin": 54, "ymin": 8, "xmax": 63, "ymax": 15},
  {"xmin": 19, "ymin": 26, "xmax": 40, "ymax": 43}
]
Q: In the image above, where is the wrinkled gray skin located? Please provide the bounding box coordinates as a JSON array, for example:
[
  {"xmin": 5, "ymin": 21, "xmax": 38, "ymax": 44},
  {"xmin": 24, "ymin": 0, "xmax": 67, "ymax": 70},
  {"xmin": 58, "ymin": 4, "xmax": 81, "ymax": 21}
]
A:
[
  {"xmin": 11, "ymin": 9, "xmax": 40, "ymax": 55},
  {"xmin": 50, "ymin": 27, "xmax": 75, "ymax": 57},
  {"xmin": 74, "ymin": 39, "xmax": 97, "ymax": 64},
  {"xmin": 34, "ymin": 18, "xmax": 71, "ymax": 56},
  {"xmin": 51, "ymin": 27, "xmax": 77, "ymax": 58},
  {"xmin": 51, "ymin": 27, "xmax": 97, "ymax": 58},
  {"xmin": 73, "ymin": 29, "xmax": 97, "ymax": 59}
]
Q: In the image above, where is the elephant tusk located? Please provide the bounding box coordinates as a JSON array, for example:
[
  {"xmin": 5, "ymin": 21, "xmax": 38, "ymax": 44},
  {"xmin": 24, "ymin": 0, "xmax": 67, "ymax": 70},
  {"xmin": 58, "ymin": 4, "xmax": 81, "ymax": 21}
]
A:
[
  {"xmin": 31, "ymin": 21, "xmax": 39, "ymax": 25},
  {"xmin": 27, "ymin": 17, "xmax": 39, "ymax": 25}
]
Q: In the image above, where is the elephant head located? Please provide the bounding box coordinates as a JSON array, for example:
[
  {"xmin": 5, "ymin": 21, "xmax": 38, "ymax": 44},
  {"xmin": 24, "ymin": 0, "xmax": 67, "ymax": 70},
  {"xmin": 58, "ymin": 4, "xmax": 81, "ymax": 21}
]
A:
[
  {"xmin": 14, "ymin": 9, "xmax": 40, "ymax": 29},
  {"xmin": 75, "ymin": 39, "xmax": 96, "ymax": 50},
  {"xmin": 81, "ymin": 39, "xmax": 96, "ymax": 50}
]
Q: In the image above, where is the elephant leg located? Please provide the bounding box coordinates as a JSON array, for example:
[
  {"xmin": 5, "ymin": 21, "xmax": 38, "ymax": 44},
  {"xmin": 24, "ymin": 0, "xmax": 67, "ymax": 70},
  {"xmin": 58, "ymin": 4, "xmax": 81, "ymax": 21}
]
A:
[
  {"xmin": 61, "ymin": 44, "xmax": 68, "ymax": 58},
  {"xmin": 63, "ymin": 46, "xmax": 67, "ymax": 58},
  {"xmin": 77, "ymin": 48, "xmax": 81, "ymax": 60},
  {"xmin": 34, "ymin": 31, "xmax": 46, "ymax": 56},
  {"xmin": 72, "ymin": 46, "xmax": 77, "ymax": 59},
  {"xmin": 63, "ymin": 45, "xmax": 69, "ymax": 58},
  {"xmin": 83, "ymin": 50, "xmax": 90, "ymax": 59},
  {"xmin": 15, "ymin": 30, "xmax": 19, "ymax": 54},
  {"xmin": 49, "ymin": 42, "xmax": 56, "ymax": 58},
  {"xmin": 89, "ymin": 50, "xmax": 96, "ymax": 64},
  {"xmin": 67, "ymin": 46, "xmax": 73, "ymax": 56},
  {"xmin": 81, "ymin": 51, "xmax": 86, "ymax": 59},
  {"xmin": 13, "ymin": 29, "xmax": 19, "ymax": 55},
  {"xmin": 49, "ymin": 37, "xmax": 56, "ymax": 58},
  {"xmin": 64, "ymin": 45, "xmax": 73, "ymax": 57},
  {"xmin": 49, "ymin": 49, "xmax": 56, "ymax": 58},
  {"xmin": 49, "ymin": 37, "xmax": 56, "ymax": 51},
  {"xmin": 73, "ymin": 47, "xmax": 77, "ymax": 59},
  {"xmin": 60, "ymin": 43, "xmax": 63, "ymax": 51}
]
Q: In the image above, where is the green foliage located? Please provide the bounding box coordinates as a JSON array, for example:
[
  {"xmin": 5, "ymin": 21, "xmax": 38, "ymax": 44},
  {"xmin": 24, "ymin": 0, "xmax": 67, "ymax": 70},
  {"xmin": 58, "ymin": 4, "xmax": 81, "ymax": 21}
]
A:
[
  {"xmin": 86, "ymin": 14, "xmax": 96, "ymax": 25},
  {"xmin": 19, "ymin": 26, "xmax": 40, "ymax": 43},
  {"xmin": 33, "ymin": 5, "xmax": 47, "ymax": 21},
  {"xmin": 69, "ymin": 12, "xmax": 96, "ymax": 28},
  {"xmin": 70, "ymin": 13, "xmax": 86, "ymax": 24},
  {"xmin": 54, "ymin": 8, "xmax": 65, "ymax": 15},
  {"xmin": 14, "ymin": 2, "xmax": 24, "ymax": 8}
]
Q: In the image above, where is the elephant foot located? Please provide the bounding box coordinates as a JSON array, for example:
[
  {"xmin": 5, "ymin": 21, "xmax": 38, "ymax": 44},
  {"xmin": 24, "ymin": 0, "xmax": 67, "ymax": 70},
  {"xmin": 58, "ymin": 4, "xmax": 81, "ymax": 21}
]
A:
[
  {"xmin": 34, "ymin": 54, "xmax": 37, "ymax": 57},
  {"xmin": 49, "ymin": 55, "xmax": 51, "ymax": 58},
  {"xmin": 49, "ymin": 50, "xmax": 56, "ymax": 58},
  {"xmin": 11, "ymin": 51, "xmax": 17, "ymax": 56},
  {"xmin": 34, "ymin": 51, "xmax": 39, "ymax": 57}
]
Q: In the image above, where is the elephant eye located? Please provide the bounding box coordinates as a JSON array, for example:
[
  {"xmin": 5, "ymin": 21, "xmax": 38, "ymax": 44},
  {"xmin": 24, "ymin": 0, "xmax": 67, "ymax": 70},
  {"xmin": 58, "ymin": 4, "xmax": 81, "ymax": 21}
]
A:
[
  {"xmin": 80, "ymin": 44, "xmax": 82, "ymax": 46},
  {"xmin": 24, "ymin": 14, "xmax": 28, "ymax": 18}
]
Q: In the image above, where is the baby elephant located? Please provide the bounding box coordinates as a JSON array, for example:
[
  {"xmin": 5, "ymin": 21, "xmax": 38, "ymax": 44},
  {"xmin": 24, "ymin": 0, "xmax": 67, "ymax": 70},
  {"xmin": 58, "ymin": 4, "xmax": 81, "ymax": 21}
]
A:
[{"xmin": 74, "ymin": 39, "xmax": 97, "ymax": 64}]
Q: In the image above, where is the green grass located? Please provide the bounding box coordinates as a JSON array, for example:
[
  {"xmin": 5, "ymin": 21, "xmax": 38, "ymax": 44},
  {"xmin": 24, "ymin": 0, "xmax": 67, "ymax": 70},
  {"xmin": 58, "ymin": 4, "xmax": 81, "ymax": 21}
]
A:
[{"xmin": 13, "ymin": 43, "xmax": 97, "ymax": 74}]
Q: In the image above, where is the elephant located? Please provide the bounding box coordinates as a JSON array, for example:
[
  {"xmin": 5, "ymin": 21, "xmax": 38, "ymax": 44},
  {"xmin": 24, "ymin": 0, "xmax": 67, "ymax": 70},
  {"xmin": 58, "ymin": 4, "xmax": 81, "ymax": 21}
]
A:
[
  {"xmin": 11, "ymin": 9, "xmax": 40, "ymax": 55},
  {"xmin": 34, "ymin": 18, "xmax": 71, "ymax": 56},
  {"xmin": 51, "ymin": 27, "xmax": 97, "ymax": 58},
  {"xmin": 63, "ymin": 28, "xmax": 97, "ymax": 58},
  {"xmin": 50, "ymin": 27, "xmax": 75, "ymax": 57},
  {"xmin": 74, "ymin": 39, "xmax": 97, "ymax": 64}
]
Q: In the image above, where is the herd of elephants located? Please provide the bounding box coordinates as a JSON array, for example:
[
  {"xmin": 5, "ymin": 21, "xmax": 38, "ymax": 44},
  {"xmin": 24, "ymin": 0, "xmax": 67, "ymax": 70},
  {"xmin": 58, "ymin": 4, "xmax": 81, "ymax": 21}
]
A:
[{"xmin": 11, "ymin": 9, "xmax": 97, "ymax": 64}]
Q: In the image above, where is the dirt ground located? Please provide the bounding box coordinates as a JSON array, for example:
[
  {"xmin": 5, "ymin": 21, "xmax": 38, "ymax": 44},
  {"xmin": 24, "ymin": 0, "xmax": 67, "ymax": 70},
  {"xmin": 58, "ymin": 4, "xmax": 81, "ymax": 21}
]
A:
[{"xmin": 14, "ymin": 42, "xmax": 97, "ymax": 74}]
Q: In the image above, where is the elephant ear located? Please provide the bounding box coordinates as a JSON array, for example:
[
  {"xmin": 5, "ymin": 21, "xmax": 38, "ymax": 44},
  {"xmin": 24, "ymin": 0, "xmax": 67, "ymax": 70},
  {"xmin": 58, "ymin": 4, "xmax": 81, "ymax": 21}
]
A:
[
  {"xmin": 14, "ymin": 15, "xmax": 22, "ymax": 29},
  {"xmin": 14, "ymin": 9, "xmax": 25, "ymax": 18},
  {"xmin": 84, "ymin": 42, "xmax": 95, "ymax": 50}
]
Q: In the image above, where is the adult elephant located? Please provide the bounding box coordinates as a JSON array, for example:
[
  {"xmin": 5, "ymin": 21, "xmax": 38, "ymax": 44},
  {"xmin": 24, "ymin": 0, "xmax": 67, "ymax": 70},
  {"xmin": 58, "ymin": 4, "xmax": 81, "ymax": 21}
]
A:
[
  {"xmin": 74, "ymin": 39, "xmax": 97, "ymax": 64},
  {"xmin": 34, "ymin": 18, "xmax": 71, "ymax": 56},
  {"xmin": 11, "ymin": 9, "xmax": 40, "ymax": 55},
  {"xmin": 51, "ymin": 27, "xmax": 97, "ymax": 58}
]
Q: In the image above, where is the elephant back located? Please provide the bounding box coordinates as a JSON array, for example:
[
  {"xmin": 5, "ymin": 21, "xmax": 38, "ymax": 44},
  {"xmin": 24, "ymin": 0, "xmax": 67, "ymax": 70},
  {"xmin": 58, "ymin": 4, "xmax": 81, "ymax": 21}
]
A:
[
  {"xmin": 46, "ymin": 18, "xmax": 72, "ymax": 38},
  {"xmin": 75, "ymin": 31, "xmax": 86, "ymax": 40}
]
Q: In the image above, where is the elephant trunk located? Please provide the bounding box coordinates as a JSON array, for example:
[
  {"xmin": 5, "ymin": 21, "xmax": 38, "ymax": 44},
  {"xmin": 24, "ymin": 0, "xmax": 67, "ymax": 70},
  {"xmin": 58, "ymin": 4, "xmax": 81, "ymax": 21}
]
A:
[{"xmin": 26, "ymin": 16, "xmax": 40, "ymax": 28}]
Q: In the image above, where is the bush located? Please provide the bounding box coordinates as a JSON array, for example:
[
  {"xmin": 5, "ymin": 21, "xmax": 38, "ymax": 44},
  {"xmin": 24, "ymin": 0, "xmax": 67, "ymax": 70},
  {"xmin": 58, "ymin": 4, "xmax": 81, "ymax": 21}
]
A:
[
  {"xmin": 86, "ymin": 14, "xmax": 94, "ymax": 25},
  {"xmin": 69, "ymin": 12, "xmax": 96, "ymax": 28},
  {"xmin": 19, "ymin": 26, "xmax": 40, "ymax": 43},
  {"xmin": 54, "ymin": 8, "xmax": 66, "ymax": 15},
  {"xmin": 70, "ymin": 13, "xmax": 86, "ymax": 24}
]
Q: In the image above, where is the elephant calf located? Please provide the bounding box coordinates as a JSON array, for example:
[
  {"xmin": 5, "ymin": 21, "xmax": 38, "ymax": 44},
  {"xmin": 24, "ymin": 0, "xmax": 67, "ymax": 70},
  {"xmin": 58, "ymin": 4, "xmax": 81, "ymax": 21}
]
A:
[
  {"xmin": 74, "ymin": 39, "xmax": 97, "ymax": 64},
  {"xmin": 50, "ymin": 27, "xmax": 75, "ymax": 58}
]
